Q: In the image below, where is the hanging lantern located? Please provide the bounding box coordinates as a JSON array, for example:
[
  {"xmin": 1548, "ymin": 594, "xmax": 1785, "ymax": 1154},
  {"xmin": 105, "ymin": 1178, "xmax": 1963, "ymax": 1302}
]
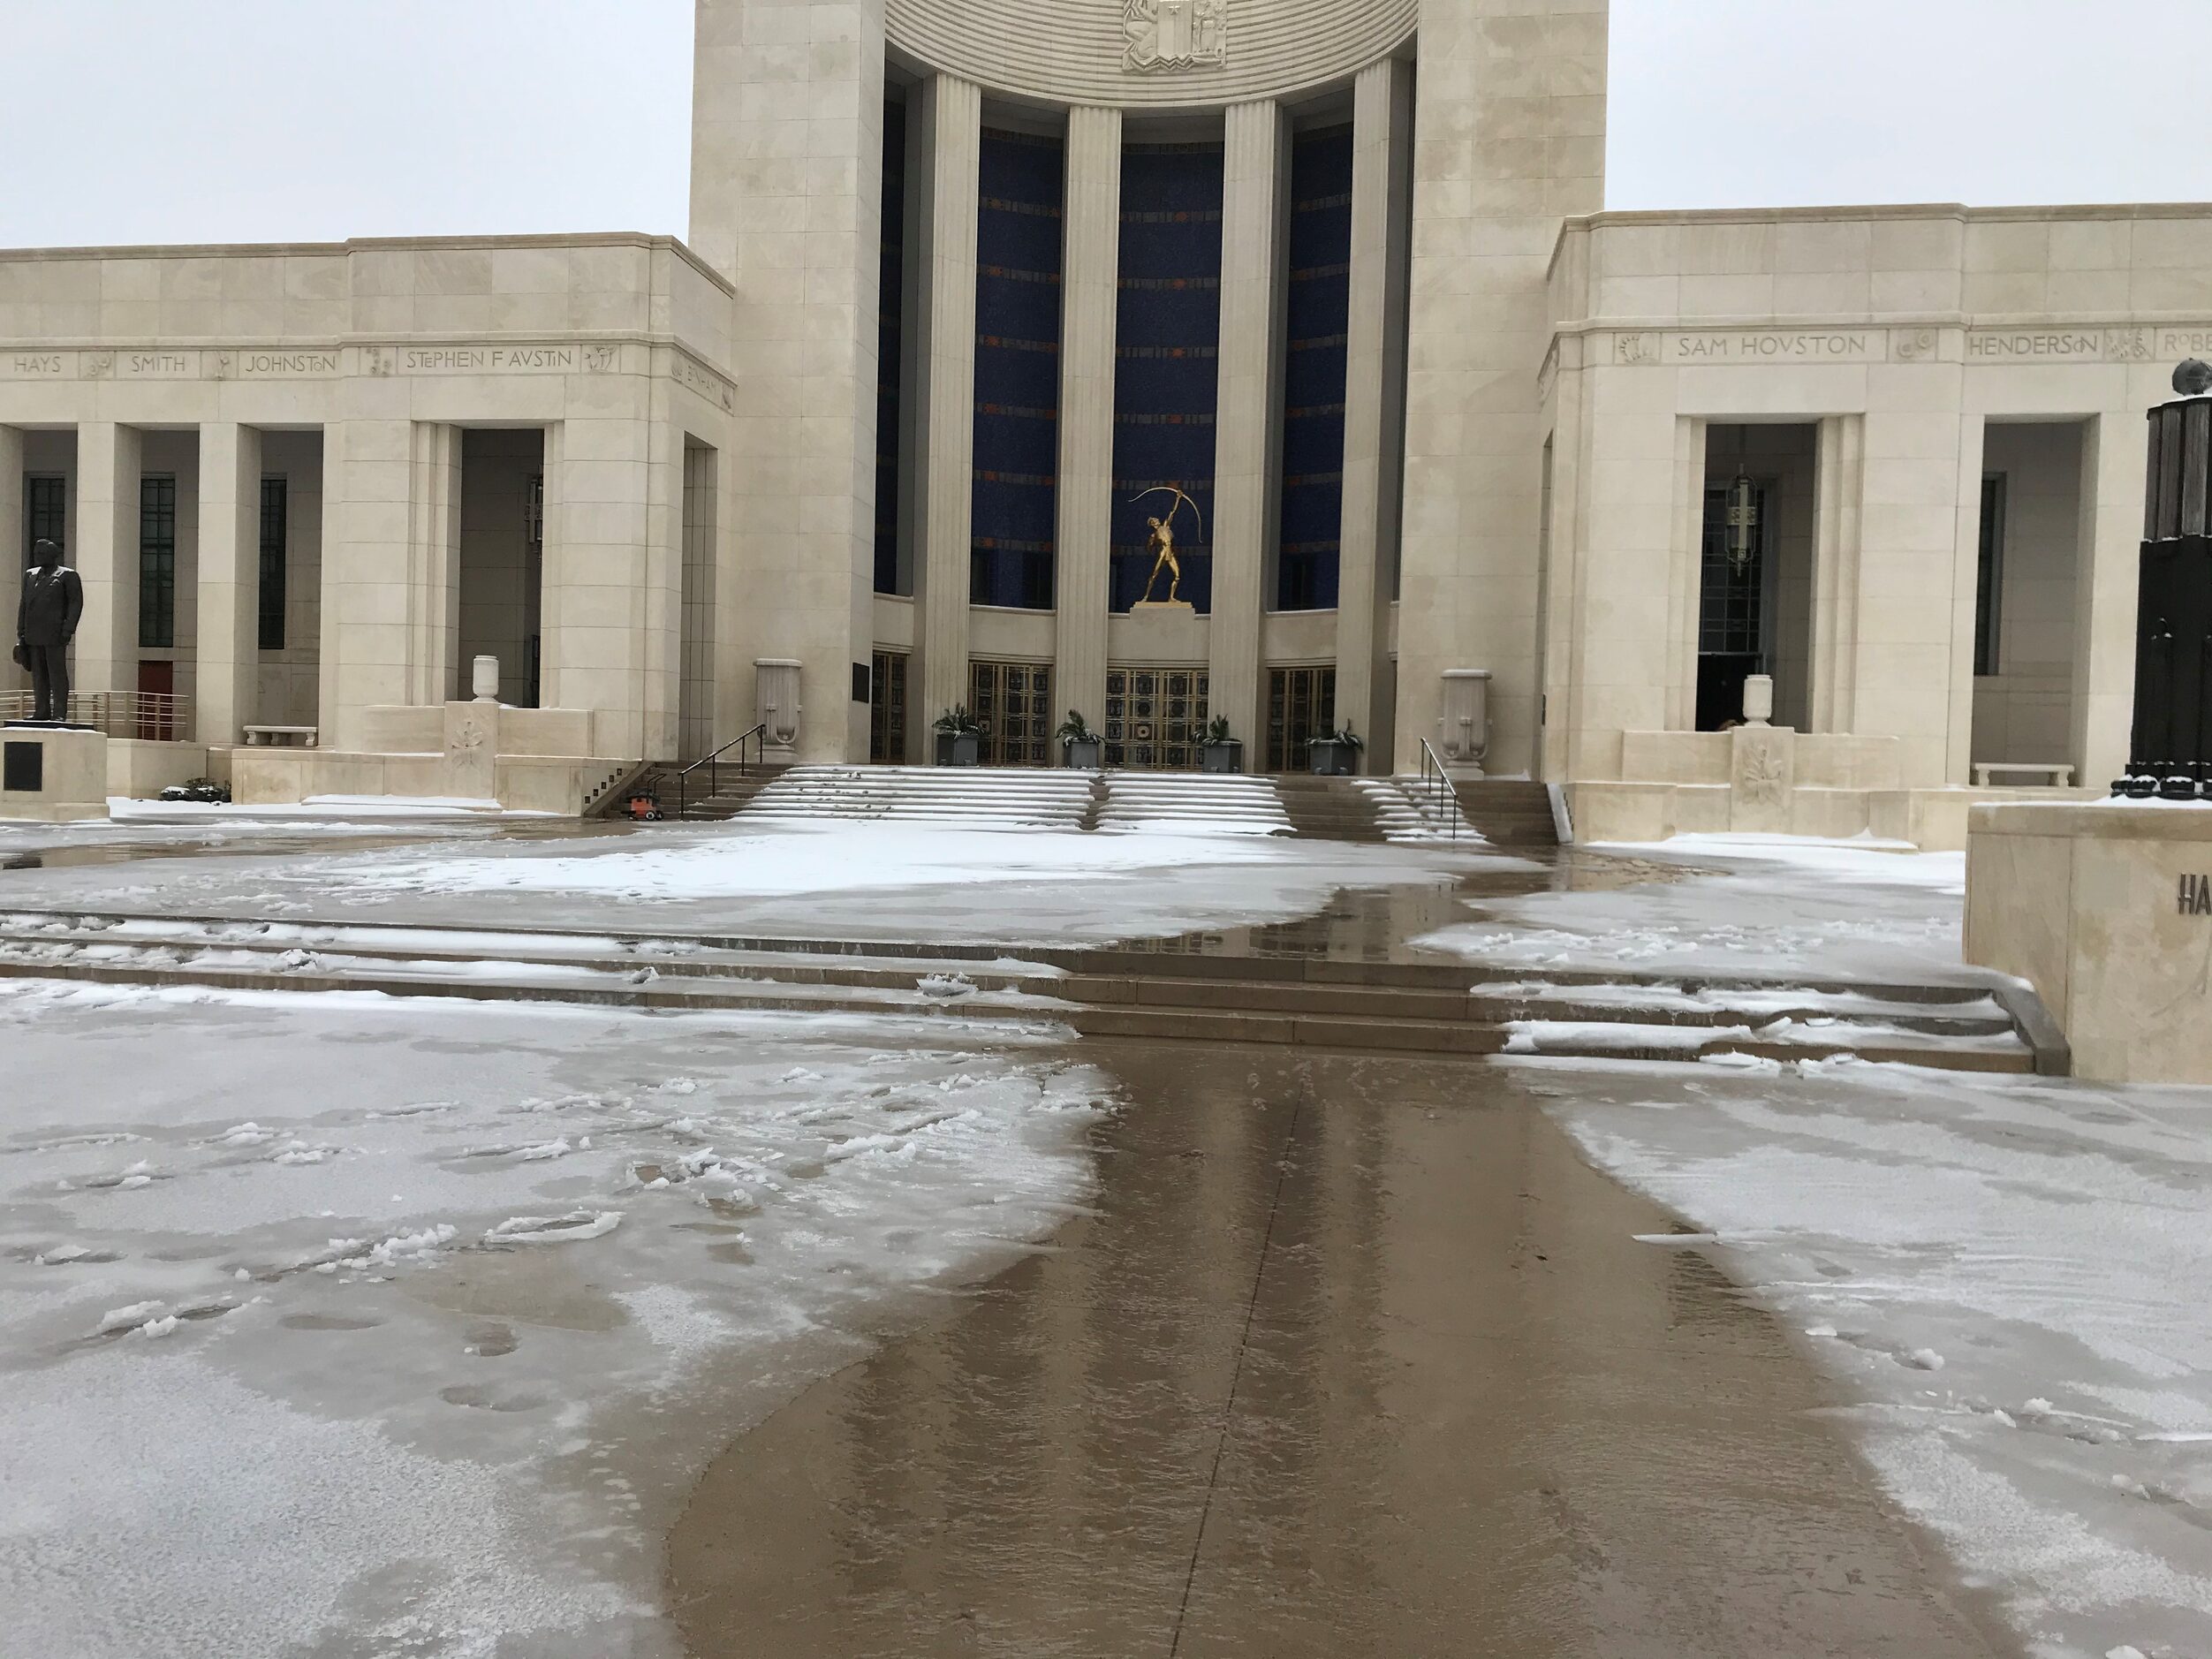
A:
[{"xmin": 1724, "ymin": 470, "xmax": 1759, "ymax": 573}]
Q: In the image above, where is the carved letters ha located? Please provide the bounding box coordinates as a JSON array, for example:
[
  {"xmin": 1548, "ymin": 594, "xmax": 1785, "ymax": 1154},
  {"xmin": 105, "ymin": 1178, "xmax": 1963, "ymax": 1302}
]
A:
[{"xmin": 1125, "ymin": 0, "xmax": 1227, "ymax": 71}]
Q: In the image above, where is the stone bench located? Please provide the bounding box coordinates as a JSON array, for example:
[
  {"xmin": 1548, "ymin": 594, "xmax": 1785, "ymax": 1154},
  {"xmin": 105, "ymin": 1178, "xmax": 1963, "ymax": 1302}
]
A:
[
  {"xmin": 1973, "ymin": 762, "xmax": 2073, "ymax": 788},
  {"xmin": 242, "ymin": 725, "xmax": 318, "ymax": 748}
]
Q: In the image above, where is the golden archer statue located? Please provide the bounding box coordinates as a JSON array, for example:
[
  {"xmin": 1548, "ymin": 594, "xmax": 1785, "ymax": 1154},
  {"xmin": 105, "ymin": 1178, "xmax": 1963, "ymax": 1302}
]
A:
[{"xmin": 1129, "ymin": 483, "xmax": 1202, "ymax": 605}]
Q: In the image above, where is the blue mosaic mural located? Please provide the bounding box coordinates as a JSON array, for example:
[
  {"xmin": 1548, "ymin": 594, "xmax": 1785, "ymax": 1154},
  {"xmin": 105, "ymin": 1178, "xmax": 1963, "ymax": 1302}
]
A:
[
  {"xmin": 1277, "ymin": 125, "xmax": 1351, "ymax": 611},
  {"xmin": 970, "ymin": 127, "xmax": 1064, "ymax": 610},
  {"xmin": 1111, "ymin": 140, "xmax": 1223, "ymax": 614},
  {"xmin": 875, "ymin": 97, "xmax": 906, "ymax": 596}
]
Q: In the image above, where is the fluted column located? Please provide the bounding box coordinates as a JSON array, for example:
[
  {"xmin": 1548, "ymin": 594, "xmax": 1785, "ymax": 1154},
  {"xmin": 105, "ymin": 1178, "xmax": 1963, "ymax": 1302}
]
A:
[
  {"xmin": 1333, "ymin": 58, "xmax": 1413, "ymax": 748},
  {"xmin": 1208, "ymin": 99, "xmax": 1289, "ymax": 754},
  {"xmin": 1054, "ymin": 104, "xmax": 1122, "ymax": 735},
  {"xmin": 195, "ymin": 421, "xmax": 263, "ymax": 745},
  {"xmin": 914, "ymin": 73, "xmax": 982, "ymax": 730},
  {"xmin": 75, "ymin": 421, "xmax": 142, "ymax": 701},
  {"xmin": 405, "ymin": 421, "xmax": 462, "ymax": 708}
]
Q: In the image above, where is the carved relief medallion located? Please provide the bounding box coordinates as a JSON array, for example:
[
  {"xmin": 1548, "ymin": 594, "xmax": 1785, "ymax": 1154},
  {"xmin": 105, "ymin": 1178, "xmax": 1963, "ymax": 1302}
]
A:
[{"xmin": 1124, "ymin": 0, "xmax": 1227, "ymax": 72}]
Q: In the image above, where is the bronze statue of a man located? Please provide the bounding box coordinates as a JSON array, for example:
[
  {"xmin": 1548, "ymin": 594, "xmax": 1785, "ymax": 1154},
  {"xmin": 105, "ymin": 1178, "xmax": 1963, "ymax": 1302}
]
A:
[
  {"xmin": 1140, "ymin": 512, "xmax": 1182, "ymax": 604},
  {"xmin": 15, "ymin": 539, "xmax": 84, "ymax": 723},
  {"xmin": 1129, "ymin": 483, "xmax": 1201, "ymax": 606}
]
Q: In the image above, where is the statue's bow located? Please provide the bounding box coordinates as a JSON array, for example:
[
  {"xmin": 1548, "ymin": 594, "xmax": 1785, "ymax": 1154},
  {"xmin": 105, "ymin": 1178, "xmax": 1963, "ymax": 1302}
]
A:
[{"xmin": 1126, "ymin": 483, "xmax": 1203, "ymax": 543}]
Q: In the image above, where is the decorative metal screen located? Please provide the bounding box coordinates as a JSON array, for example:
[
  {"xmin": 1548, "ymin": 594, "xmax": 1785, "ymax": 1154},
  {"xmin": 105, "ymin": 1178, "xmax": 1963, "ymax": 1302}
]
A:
[
  {"xmin": 1696, "ymin": 482, "xmax": 1768, "ymax": 656},
  {"xmin": 969, "ymin": 659, "xmax": 1052, "ymax": 767},
  {"xmin": 1265, "ymin": 665, "xmax": 1336, "ymax": 772},
  {"xmin": 138, "ymin": 475, "xmax": 177, "ymax": 650},
  {"xmin": 1104, "ymin": 666, "xmax": 1209, "ymax": 769},
  {"xmin": 870, "ymin": 649, "xmax": 909, "ymax": 763}
]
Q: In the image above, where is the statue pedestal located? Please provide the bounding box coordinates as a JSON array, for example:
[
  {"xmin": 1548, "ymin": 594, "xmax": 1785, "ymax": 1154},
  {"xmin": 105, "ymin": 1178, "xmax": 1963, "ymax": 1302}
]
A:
[
  {"xmin": 0, "ymin": 724, "xmax": 108, "ymax": 822},
  {"xmin": 1131, "ymin": 600, "xmax": 1195, "ymax": 615},
  {"xmin": 1967, "ymin": 799, "xmax": 2212, "ymax": 1081}
]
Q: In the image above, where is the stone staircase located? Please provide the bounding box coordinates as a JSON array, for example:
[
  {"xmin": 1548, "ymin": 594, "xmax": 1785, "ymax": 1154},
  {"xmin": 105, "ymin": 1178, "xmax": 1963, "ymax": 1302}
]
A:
[
  {"xmin": 731, "ymin": 765, "xmax": 1095, "ymax": 830},
  {"xmin": 1271, "ymin": 774, "xmax": 1390, "ymax": 842},
  {"xmin": 1095, "ymin": 772, "xmax": 1290, "ymax": 835},
  {"xmin": 0, "ymin": 907, "xmax": 2055, "ymax": 1075},
  {"xmin": 1451, "ymin": 780, "xmax": 1560, "ymax": 848},
  {"xmin": 1350, "ymin": 777, "xmax": 1479, "ymax": 843}
]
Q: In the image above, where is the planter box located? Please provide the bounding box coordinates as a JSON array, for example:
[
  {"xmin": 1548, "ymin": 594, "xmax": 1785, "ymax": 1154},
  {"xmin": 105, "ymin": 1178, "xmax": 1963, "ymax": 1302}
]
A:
[
  {"xmin": 1063, "ymin": 737, "xmax": 1103, "ymax": 769},
  {"xmin": 1200, "ymin": 739, "xmax": 1242, "ymax": 775},
  {"xmin": 1308, "ymin": 739, "xmax": 1360, "ymax": 776},
  {"xmin": 936, "ymin": 731, "xmax": 981, "ymax": 766}
]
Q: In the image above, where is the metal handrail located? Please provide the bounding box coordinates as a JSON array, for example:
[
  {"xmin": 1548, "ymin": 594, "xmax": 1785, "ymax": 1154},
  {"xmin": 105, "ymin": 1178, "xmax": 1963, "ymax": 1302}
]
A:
[
  {"xmin": 1418, "ymin": 737, "xmax": 1458, "ymax": 842},
  {"xmin": 0, "ymin": 689, "xmax": 193, "ymax": 742},
  {"xmin": 673, "ymin": 723, "xmax": 767, "ymax": 820}
]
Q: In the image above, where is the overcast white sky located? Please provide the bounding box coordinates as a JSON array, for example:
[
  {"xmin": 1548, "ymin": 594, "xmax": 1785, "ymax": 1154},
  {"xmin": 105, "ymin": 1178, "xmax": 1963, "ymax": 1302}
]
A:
[{"xmin": 2, "ymin": 0, "xmax": 2208, "ymax": 247}]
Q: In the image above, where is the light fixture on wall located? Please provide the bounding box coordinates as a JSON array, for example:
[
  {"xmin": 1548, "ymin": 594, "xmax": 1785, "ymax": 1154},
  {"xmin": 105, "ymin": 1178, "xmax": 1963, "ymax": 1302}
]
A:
[{"xmin": 1724, "ymin": 428, "xmax": 1759, "ymax": 574}]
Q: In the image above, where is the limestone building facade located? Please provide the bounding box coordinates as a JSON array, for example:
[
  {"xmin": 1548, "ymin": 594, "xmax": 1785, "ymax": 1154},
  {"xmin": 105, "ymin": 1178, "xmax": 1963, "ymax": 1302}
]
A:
[{"xmin": 0, "ymin": 0, "xmax": 2196, "ymax": 840}]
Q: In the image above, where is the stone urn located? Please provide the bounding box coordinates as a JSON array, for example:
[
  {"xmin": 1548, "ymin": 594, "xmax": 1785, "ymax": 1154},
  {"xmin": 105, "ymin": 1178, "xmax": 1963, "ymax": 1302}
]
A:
[
  {"xmin": 755, "ymin": 658, "xmax": 801, "ymax": 761},
  {"xmin": 1439, "ymin": 669, "xmax": 1491, "ymax": 776},
  {"xmin": 1741, "ymin": 673, "xmax": 1775, "ymax": 727},
  {"xmin": 471, "ymin": 655, "xmax": 500, "ymax": 702}
]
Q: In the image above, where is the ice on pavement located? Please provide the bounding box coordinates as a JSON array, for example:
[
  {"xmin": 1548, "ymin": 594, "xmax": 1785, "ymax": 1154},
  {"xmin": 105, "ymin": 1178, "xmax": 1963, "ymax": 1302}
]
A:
[
  {"xmin": 0, "ymin": 978, "xmax": 1111, "ymax": 1658},
  {"xmin": 1532, "ymin": 1057, "xmax": 2212, "ymax": 1659},
  {"xmin": 0, "ymin": 816, "xmax": 1506, "ymax": 943},
  {"xmin": 1420, "ymin": 833, "xmax": 1988, "ymax": 983}
]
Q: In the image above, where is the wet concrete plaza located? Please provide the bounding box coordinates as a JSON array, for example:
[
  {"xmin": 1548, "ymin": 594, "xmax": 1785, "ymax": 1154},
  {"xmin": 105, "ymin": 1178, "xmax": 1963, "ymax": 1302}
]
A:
[{"xmin": 668, "ymin": 1044, "xmax": 2006, "ymax": 1658}]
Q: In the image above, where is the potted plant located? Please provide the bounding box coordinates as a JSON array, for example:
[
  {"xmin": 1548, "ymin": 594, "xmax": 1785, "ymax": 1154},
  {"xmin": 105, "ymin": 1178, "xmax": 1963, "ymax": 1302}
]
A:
[
  {"xmin": 1199, "ymin": 716, "xmax": 1242, "ymax": 775},
  {"xmin": 934, "ymin": 705, "xmax": 983, "ymax": 767},
  {"xmin": 1307, "ymin": 722, "xmax": 1364, "ymax": 776},
  {"xmin": 1057, "ymin": 709, "xmax": 1104, "ymax": 769}
]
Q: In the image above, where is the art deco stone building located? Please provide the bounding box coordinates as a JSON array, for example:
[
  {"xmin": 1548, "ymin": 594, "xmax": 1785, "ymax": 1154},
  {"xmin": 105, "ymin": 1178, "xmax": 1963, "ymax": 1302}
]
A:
[{"xmin": 0, "ymin": 0, "xmax": 2198, "ymax": 839}]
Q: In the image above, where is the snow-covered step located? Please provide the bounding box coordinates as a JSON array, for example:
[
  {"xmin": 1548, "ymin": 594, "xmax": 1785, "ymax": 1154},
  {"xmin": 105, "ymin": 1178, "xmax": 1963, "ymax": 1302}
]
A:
[
  {"xmin": 1095, "ymin": 772, "xmax": 1290, "ymax": 836},
  {"xmin": 1351, "ymin": 777, "xmax": 1482, "ymax": 844},
  {"xmin": 733, "ymin": 765, "xmax": 1094, "ymax": 830}
]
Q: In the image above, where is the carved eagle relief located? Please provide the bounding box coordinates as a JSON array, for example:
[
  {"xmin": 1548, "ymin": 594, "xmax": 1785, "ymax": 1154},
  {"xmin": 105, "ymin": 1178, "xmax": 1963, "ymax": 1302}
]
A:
[{"xmin": 1124, "ymin": 0, "xmax": 1227, "ymax": 72}]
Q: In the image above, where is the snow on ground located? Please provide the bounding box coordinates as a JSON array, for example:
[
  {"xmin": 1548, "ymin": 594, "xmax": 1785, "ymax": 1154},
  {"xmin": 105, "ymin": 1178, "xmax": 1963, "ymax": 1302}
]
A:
[
  {"xmin": 0, "ymin": 978, "xmax": 1109, "ymax": 1658},
  {"xmin": 1418, "ymin": 832, "xmax": 1985, "ymax": 983},
  {"xmin": 1525, "ymin": 1056, "xmax": 2212, "ymax": 1659},
  {"xmin": 0, "ymin": 817, "xmax": 1513, "ymax": 945}
]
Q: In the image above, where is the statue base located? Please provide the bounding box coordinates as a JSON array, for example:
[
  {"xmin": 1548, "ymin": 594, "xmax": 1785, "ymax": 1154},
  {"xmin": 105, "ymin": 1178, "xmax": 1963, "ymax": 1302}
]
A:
[
  {"xmin": 1131, "ymin": 600, "xmax": 1195, "ymax": 615},
  {"xmin": 0, "ymin": 724, "xmax": 109, "ymax": 822}
]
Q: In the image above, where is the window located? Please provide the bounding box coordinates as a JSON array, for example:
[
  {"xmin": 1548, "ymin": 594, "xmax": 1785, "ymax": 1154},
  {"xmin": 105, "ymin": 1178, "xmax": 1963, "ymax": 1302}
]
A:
[
  {"xmin": 1975, "ymin": 475, "xmax": 2005, "ymax": 678},
  {"xmin": 26, "ymin": 475, "xmax": 64, "ymax": 562},
  {"xmin": 258, "ymin": 477, "xmax": 288, "ymax": 651},
  {"xmin": 138, "ymin": 475, "xmax": 177, "ymax": 649},
  {"xmin": 1697, "ymin": 482, "xmax": 1768, "ymax": 657}
]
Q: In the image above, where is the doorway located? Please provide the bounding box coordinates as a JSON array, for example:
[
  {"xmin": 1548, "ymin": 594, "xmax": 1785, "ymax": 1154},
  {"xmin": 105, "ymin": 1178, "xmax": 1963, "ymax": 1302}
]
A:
[
  {"xmin": 1265, "ymin": 665, "xmax": 1336, "ymax": 771},
  {"xmin": 969, "ymin": 659, "xmax": 1052, "ymax": 767}
]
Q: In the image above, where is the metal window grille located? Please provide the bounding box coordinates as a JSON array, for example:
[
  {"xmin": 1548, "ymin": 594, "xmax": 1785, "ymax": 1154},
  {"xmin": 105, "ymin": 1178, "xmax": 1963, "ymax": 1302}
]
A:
[
  {"xmin": 138, "ymin": 475, "xmax": 177, "ymax": 650},
  {"xmin": 1697, "ymin": 482, "xmax": 1768, "ymax": 657},
  {"xmin": 525, "ymin": 473, "xmax": 543, "ymax": 548},
  {"xmin": 1974, "ymin": 475, "xmax": 2005, "ymax": 678},
  {"xmin": 1104, "ymin": 666, "xmax": 1209, "ymax": 769},
  {"xmin": 25, "ymin": 475, "xmax": 64, "ymax": 559},
  {"xmin": 258, "ymin": 476, "xmax": 288, "ymax": 651},
  {"xmin": 1265, "ymin": 665, "xmax": 1336, "ymax": 772},
  {"xmin": 869, "ymin": 649, "xmax": 909, "ymax": 763}
]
